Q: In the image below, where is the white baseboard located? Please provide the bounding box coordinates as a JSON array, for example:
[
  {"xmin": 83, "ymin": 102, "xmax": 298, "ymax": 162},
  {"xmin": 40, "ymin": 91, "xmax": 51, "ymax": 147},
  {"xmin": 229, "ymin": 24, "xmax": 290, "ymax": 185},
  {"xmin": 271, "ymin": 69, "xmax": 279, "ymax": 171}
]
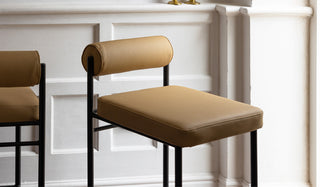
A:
[
  {"xmin": 2, "ymin": 174, "xmax": 310, "ymax": 187},
  {"xmin": 241, "ymin": 179, "xmax": 250, "ymax": 187},
  {"xmin": 218, "ymin": 175, "xmax": 244, "ymax": 187},
  {"xmin": 8, "ymin": 173, "xmax": 216, "ymax": 187},
  {"xmin": 257, "ymin": 182, "xmax": 311, "ymax": 187},
  {"xmin": 219, "ymin": 175, "xmax": 311, "ymax": 187}
]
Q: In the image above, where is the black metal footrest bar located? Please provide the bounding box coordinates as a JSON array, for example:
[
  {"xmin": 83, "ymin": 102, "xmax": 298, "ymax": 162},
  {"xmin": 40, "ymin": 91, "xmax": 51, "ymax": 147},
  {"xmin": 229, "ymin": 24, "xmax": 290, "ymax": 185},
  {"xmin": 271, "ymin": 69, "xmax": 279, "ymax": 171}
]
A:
[
  {"xmin": 0, "ymin": 121, "xmax": 39, "ymax": 127},
  {"xmin": 92, "ymin": 113, "xmax": 106, "ymax": 121},
  {"xmin": 0, "ymin": 141, "xmax": 39, "ymax": 147},
  {"xmin": 92, "ymin": 113, "xmax": 118, "ymax": 132},
  {"xmin": 94, "ymin": 124, "xmax": 117, "ymax": 132}
]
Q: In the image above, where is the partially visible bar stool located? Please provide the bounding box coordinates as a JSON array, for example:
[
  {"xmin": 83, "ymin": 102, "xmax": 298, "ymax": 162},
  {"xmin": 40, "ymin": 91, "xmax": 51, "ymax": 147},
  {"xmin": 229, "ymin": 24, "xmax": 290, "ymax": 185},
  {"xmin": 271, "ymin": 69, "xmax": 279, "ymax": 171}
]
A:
[
  {"xmin": 0, "ymin": 51, "xmax": 46, "ymax": 187},
  {"xmin": 81, "ymin": 36, "xmax": 263, "ymax": 187}
]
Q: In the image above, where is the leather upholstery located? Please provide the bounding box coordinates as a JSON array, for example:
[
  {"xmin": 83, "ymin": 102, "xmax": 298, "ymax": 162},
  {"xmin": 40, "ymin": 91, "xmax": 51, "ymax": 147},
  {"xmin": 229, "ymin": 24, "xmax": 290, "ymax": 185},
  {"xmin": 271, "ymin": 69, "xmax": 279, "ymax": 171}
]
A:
[
  {"xmin": 0, "ymin": 87, "xmax": 39, "ymax": 123},
  {"xmin": 0, "ymin": 51, "xmax": 41, "ymax": 87},
  {"xmin": 97, "ymin": 86, "xmax": 263, "ymax": 147},
  {"xmin": 82, "ymin": 36, "xmax": 173, "ymax": 76}
]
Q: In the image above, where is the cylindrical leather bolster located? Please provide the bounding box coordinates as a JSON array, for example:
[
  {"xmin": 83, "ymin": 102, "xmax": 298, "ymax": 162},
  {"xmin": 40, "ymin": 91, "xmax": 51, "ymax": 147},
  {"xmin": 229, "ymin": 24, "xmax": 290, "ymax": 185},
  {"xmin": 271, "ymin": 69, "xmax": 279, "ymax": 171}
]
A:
[
  {"xmin": 0, "ymin": 51, "xmax": 41, "ymax": 87},
  {"xmin": 82, "ymin": 36, "xmax": 174, "ymax": 76}
]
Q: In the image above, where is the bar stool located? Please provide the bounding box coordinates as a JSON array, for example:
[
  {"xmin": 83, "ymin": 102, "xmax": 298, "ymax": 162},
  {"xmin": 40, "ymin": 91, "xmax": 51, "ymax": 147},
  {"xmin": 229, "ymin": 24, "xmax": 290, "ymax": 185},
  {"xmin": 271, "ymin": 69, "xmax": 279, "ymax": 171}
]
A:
[
  {"xmin": 81, "ymin": 36, "xmax": 263, "ymax": 187},
  {"xmin": 0, "ymin": 51, "xmax": 46, "ymax": 187}
]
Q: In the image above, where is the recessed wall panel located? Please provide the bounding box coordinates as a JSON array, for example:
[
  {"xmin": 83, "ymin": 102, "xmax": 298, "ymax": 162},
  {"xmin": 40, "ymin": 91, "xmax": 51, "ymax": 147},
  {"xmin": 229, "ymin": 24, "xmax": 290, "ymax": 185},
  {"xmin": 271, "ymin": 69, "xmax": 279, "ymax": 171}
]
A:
[
  {"xmin": 52, "ymin": 95, "xmax": 87, "ymax": 153},
  {"xmin": 0, "ymin": 127, "xmax": 14, "ymax": 154},
  {"xmin": 0, "ymin": 24, "xmax": 98, "ymax": 78},
  {"xmin": 112, "ymin": 23, "xmax": 211, "ymax": 78},
  {"xmin": 111, "ymin": 128, "xmax": 157, "ymax": 152}
]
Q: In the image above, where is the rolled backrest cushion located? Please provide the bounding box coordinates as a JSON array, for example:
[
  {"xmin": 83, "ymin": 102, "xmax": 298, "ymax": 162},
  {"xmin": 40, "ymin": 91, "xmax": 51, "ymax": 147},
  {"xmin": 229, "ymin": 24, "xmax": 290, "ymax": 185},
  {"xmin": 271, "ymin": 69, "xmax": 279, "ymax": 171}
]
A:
[
  {"xmin": 82, "ymin": 36, "xmax": 173, "ymax": 76},
  {"xmin": 0, "ymin": 51, "xmax": 41, "ymax": 87}
]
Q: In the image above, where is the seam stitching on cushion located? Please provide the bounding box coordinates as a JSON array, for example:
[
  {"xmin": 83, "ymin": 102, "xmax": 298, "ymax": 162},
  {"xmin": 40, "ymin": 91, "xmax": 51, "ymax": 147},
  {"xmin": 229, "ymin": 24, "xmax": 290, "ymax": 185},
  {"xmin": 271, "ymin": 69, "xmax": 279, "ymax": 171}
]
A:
[{"xmin": 189, "ymin": 113, "xmax": 263, "ymax": 133}]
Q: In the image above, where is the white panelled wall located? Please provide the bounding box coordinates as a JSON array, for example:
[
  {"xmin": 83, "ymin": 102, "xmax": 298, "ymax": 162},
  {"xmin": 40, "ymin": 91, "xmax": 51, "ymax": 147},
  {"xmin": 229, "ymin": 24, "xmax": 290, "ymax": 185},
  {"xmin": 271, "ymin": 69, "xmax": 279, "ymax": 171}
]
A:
[{"xmin": 0, "ymin": 0, "xmax": 314, "ymax": 186}]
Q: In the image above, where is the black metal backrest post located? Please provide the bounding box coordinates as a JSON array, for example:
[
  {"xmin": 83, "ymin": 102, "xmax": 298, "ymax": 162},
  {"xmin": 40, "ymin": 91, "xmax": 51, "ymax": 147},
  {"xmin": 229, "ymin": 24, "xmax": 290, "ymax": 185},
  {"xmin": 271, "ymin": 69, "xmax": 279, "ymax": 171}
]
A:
[
  {"xmin": 163, "ymin": 65, "xmax": 169, "ymax": 187},
  {"xmin": 251, "ymin": 130, "xmax": 258, "ymax": 187},
  {"xmin": 163, "ymin": 65, "xmax": 169, "ymax": 87},
  {"xmin": 39, "ymin": 63, "xmax": 46, "ymax": 186},
  {"xmin": 175, "ymin": 146, "xmax": 182, "ymax": 187},
  {"xmin": 87, "ymin": 57, "xmax": 94, "ymax": 187}
]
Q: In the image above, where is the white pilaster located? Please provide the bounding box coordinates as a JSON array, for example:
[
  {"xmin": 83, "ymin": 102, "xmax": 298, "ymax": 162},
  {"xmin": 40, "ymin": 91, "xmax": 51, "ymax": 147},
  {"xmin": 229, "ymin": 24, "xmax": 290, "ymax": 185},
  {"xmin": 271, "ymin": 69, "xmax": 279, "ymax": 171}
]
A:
[
  {"xmin": 241, "ymin": 5, "xmax": 312, "ymax": 187},
  {"xmin": 216, "ymin": 5, "xmax": 245, "ymax": 187},
  {"xmin": 309, "ymin": 0, "xmax": 320, "ymax": 186}
]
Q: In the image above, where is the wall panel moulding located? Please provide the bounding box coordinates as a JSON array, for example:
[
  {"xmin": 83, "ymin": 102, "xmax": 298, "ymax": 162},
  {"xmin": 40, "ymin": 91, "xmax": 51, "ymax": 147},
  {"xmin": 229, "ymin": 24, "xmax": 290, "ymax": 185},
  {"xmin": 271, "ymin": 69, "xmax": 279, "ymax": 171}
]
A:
[{"xmin": 0, "ymin": 2, "xmax": 217, "ymax": 15}]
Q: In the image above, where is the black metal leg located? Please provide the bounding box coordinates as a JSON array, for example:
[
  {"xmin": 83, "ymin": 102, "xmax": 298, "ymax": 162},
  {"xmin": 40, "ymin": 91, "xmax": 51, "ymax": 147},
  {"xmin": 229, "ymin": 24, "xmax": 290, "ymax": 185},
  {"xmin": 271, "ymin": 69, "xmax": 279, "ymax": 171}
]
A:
[
  {"xmin": 39, "ymin": 63, "xmax": 46, "ymax": 187},
  {"xmin": 175, "ymin": 147, "xmax": 182, "ymax": 187},
  {"xmin": 38, "ymin": 122, "xmax": 45, "ymax": 187},
  {"xmin": 251, "ymin": 130, "xmax": 258, "ymax": 187},
  {"xmin": 87, "ymin": 58, "xmax": 94, "ymax": 187},
  {"xmin": 163, "ymin": 144, "xmax": 169, "ymax": 187},
  {"xmin": 88, "ymin": 114, "xmax": 94, "ymax": 187},
  {"xmin": 15, "ymin": 126, "xmax": 21, "ymax": 186}
]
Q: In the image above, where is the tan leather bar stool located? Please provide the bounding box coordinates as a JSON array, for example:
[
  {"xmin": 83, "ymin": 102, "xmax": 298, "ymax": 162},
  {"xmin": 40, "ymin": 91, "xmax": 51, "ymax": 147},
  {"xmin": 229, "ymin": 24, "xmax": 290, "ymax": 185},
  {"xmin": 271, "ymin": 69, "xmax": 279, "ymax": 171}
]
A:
[
  {"xmin": 82, "ymin": 36, "xmax": 263, "ymax": 187},
  {"xmin": 0, "ymin": 51, "xmax": 46, "ymax": 187}
]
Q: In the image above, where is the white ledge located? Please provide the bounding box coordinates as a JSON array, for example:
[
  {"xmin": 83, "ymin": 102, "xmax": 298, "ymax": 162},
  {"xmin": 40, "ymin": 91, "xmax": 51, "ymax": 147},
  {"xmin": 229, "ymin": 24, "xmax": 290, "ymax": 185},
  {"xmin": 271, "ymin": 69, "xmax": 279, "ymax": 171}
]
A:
[
  {"xmin": 240, "ymin": 6, "xmax": 313, "ymax": 17},
  {"xmin": 216, "ymin": 5, "xmax": 241, "ymax": 16},
  {"xmin": 0, "ymin": 2, "xmax": 216, "ymax": 15}
]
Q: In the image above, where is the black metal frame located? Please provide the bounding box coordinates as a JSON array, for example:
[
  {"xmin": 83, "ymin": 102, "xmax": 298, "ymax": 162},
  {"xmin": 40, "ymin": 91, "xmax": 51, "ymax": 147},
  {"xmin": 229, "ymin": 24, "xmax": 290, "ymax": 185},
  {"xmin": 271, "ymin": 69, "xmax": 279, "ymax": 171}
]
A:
[
  {"xmin": 86, "ymin": 58, "xmax": 258, "ymax": 187},
  {"xmin": 0, "ymin": 64, "xmax": 46, "ymax": 187},
  {"xmin": 251, "ymin": 130, "xmax": 258, "ymax": 187}
]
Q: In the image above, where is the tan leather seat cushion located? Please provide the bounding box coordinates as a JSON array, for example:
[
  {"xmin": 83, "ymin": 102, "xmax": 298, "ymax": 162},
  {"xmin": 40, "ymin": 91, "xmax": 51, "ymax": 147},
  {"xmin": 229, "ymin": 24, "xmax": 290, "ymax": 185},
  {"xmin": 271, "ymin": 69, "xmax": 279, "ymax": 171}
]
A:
[
  {"xmin": 98, "ymin": 86, "xmax": 263, "ymax": 147},
  {"xmin": 0, "ymin": 87, "xmax": 39, "ymax": 123}
]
